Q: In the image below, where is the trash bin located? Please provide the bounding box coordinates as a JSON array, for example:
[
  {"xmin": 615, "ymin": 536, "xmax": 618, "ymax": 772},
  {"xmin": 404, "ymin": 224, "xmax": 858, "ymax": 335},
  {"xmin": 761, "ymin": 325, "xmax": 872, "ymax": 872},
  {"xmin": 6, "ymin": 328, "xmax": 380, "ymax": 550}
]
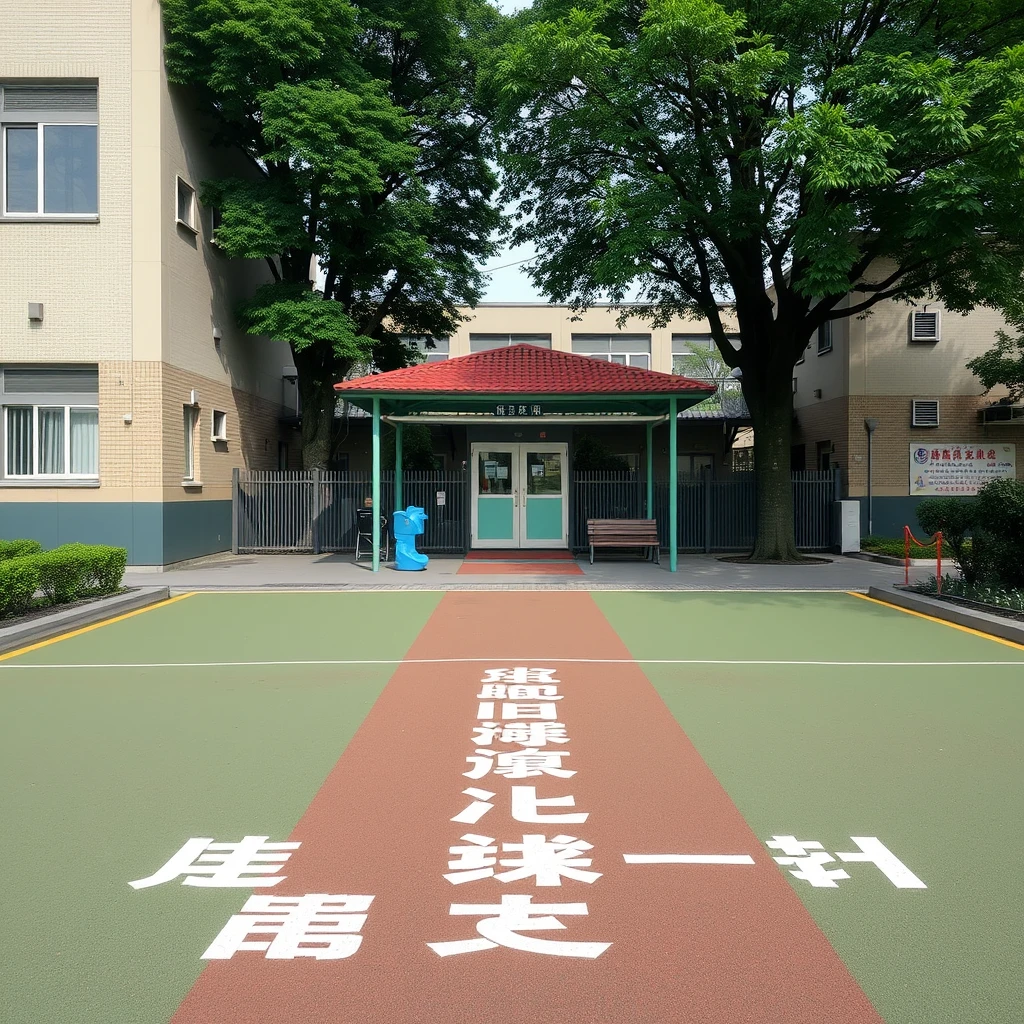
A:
[{"xmin": 393, "ymin": 506, "xmax": 429, "ymax": 571}]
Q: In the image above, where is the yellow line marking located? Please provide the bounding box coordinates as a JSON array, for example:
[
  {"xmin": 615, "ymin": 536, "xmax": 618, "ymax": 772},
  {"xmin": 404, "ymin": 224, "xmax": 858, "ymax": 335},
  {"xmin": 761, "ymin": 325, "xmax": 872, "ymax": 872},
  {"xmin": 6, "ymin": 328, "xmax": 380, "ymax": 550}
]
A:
[
  {"xmin": 0, "ymin": 592, "xmax": 198, "ymax": 662},
  {"xmin": 847, "ymin": 591, "xmax": 1024, "ymax": 652}
]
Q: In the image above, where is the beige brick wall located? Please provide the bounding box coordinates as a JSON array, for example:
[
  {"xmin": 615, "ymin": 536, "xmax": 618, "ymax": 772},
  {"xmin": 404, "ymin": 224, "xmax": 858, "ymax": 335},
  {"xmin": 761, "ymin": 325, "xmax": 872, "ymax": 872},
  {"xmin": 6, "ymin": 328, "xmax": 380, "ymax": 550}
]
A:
[
  {"xmin": 846, "ymin": 395, "xmax": 1024, "ymax": 496},
  {"xmin": 1, "ymin": 1, "xmax": 133, "ymax": 362},
  {"xmin": 792, "ymin": 398, "xmax": 850, "ymax": 474}
]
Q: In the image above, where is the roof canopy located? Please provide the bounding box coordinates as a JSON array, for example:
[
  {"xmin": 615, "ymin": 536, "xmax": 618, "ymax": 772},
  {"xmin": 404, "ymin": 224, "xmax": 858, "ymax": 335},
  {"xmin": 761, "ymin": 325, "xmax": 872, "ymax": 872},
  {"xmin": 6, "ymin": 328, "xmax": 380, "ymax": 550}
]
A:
[{"xmin": 334, "ymin": 344, "xmax": 716, "ymax": 418}]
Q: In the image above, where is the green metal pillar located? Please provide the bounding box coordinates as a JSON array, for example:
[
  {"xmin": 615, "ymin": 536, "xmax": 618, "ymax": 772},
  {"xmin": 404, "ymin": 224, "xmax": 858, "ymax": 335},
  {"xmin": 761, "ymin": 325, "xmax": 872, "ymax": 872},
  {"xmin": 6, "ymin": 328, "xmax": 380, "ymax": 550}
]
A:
[
  {"xmin": 645, "ymin": 421, "xmax": 654, "ymax": 518},
  {"xmin": 372, "ymin": 397, "xmax": 381, "ymax": 572},
  {"xmin": 394, "ymin": 422, "xmax": 404, "ymax": 512},
  {"xmin": 669, "ymin": 398, "xmax": 678, "ymax": 572}
]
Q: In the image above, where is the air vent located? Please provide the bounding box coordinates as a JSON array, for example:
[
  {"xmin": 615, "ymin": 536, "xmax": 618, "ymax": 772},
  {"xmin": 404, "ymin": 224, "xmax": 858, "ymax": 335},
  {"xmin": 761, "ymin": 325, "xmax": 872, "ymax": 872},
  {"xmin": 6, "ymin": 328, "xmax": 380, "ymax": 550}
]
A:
[
  {"xmin": 912, "ymin": 399, "xmax": 940, "ymax": 427},
  {"xmin": 2, "ymin": 85, "xmax": 97, "ymax": 111},
  {"xmin": 3, "ymin": 365, "xmax": 98, "ymax": 394},
  {"xmin": 911, "ymin": 310, "xmax": 941, "ymax": 342}
]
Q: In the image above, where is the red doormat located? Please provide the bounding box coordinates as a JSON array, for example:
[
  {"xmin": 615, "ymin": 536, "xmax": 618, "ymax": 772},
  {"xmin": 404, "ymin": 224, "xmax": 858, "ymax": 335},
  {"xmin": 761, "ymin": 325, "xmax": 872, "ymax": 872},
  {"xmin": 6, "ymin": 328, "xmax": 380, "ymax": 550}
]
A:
[
  {"xmin": 464, "ymin": 549, "xmax": 574, "ymax": 561},
  {"xmin": 456, "ymin": 561, "xmax": 585, "ymax": 575}
]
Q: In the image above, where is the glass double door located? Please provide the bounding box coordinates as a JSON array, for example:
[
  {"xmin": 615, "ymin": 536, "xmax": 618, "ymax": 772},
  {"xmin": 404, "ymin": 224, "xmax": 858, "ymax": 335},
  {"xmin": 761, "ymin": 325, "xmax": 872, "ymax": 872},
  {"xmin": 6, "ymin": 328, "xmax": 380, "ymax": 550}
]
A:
[{"xmin": 471, "ymin": 442, "xmax": 568, "ymax": 549}]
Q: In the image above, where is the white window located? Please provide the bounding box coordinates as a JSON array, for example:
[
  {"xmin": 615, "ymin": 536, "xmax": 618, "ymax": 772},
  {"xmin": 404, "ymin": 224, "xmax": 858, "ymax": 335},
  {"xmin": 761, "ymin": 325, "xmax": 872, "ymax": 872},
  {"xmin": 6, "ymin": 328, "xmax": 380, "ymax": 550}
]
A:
[
  {"xmin": 176, "ymin": 176, "xmax": 197, "ymax": 231},
  {"xmin": 671, "ymin": 334, "xmax": 740, "ymax": 375},
  {"xmin": 817, "ymin": 321, "xmax": 833, "ymax": 354},
  {"xmin": 212, "ymin": 409, "xmax": 227, "ymax": 441},
  {"xmin": 1, "ymin": 84, "xmax": 98, "ymax": 217},
  {"xmin": 469, "ymin": 333, "xmax": 552, "ymax": 352},
  {"xmin": 183, "ymin": 405, "xmax": 197, "ymax": 480},
  {"xmin": 572, "ymin": 334, "xmax": 651, "ymax": 369},
  {"xmin": 402, "ymin": 336, "xmax": 450, "ymax": 362},
  {"xmin": 1, "ymin": 366, "xmax": 99, "ymax": 479}
]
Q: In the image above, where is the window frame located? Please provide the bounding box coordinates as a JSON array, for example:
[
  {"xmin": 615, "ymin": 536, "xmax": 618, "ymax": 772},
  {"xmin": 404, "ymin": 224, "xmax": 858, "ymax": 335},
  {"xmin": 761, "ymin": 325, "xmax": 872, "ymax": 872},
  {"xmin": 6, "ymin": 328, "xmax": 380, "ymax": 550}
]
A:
[
  {"xmin": 3, "ymin": 402, "xmax": 99, "ymax": 479},
  {"xmin": 183, "ymin": 405, "xmax": 198, "ymax": 482},
  {"xmin": 211, "ymin": 409, "xmax": 227, "ymax": 442},
  {"xmin": 816, "ymin": 320, "xmax": 833, "ymax": 355},
  {"xmin": 176, "ymin": 176, "xmax": 198, "ymax": 233},
  {"xmin": 572, "ymin": 334, "xmax": 652, "ymax": 369}
]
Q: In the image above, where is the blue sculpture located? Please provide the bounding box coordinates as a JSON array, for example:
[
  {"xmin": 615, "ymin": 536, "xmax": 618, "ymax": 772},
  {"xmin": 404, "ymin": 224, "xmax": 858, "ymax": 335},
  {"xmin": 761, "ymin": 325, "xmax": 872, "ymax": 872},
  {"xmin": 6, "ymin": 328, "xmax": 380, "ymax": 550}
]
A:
[{"xmin": 393, "ymin": 506, "xmax": 429, "ymax": 571}]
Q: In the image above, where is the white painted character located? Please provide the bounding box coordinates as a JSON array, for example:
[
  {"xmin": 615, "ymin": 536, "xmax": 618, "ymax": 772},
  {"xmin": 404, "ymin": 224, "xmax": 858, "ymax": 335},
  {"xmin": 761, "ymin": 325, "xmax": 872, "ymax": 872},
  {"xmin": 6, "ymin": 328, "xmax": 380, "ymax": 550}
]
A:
[
  {"xmin": 835, "ymin": 837, "xmax": 927, "ymax": 888},
  {"xmin": 427, "ymin": 894, "xmax": 610, "ymax": 958},
  {"xmin": 480, "ymin": 668, "xmax": 560, "ymax": 685},
  {"xmin": 444, "ymin": 834, "xmax": 499, "ymax": 884},
  {"xmin": 477, "ymin": 684, "xmax": 563, "ymax": 699},
  {"xmin": 451, "ymin": 787, "xmax": 496, "ymax": 824},
  {"xmin": 444, "ymin": 834, "xmax": 600, "ymax": 886},
  {"xmin": 476, "ymin": 701, "xmax": 560, "ymax": 721},
  {"xmin": 202, "ymin": 894, "xmax": 374, "ymax": 959},
  {"xmin": 450, "ymin": 785, "xmax": 589, "ymax": 825},
  {"xmin": 766, "ymin": 836, "xmax": 850, "ymax": 887},
  {"xmin": 129, "ymin": 836, "xmax": 300, "ymax": 889},
  {"xmin": 464, "ymin": 747, "xmax": 575, "ymax": 780},
  {"xmin": 471, "ymin": 721, "xmax": 570, "ymax": 746}
]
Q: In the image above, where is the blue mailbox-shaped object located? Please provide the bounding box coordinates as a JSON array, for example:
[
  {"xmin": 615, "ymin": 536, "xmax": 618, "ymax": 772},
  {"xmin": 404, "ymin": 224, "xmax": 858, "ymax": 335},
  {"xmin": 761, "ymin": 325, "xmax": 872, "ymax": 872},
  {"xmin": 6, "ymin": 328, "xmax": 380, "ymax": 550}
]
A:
[{"xmin": 393, "ymin": 506, "xmax": 429, "ymax": 571}]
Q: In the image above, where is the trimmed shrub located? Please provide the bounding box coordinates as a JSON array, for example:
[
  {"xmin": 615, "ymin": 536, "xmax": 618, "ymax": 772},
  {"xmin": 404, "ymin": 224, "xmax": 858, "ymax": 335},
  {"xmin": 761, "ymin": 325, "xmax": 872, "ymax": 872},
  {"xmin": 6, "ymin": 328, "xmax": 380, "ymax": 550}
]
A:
[
  {"xmin": 915, "ymin": 497, "xmax": 980, "ymax": 582},
  {"xmin": 0, "ymin": 556, "xmax": 41, "ymax": 618},
  {"xmin": 0, "ymin": 539, "xmax": 42, "ymax": 562},
  {"xmin": 34, "ymin": 543, "xmax": 128, "ymax": 605},
  {"xmin": 80, "ymin": 544, "xmax": 128, "ymax": 594},
  {"xmin": 975, "ymin": 479, "xmax": 1024, "ymax": 588}
]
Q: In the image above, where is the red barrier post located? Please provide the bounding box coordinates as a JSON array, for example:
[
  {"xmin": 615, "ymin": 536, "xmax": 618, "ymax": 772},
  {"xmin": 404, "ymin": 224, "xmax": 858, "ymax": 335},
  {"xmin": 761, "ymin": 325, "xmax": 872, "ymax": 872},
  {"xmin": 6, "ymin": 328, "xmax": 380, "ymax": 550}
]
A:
[{"xmin": 936, "ymin": 531, "xmax": 943, "ymax": 594}]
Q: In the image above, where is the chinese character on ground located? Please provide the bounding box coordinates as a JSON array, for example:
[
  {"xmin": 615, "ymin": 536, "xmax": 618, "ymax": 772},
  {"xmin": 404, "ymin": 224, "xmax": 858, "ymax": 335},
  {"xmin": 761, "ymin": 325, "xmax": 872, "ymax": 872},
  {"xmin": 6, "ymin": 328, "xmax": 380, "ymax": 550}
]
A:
[
  {"xmin": 450, "ymin": 785, "xmax": 589, "ymax": 825},
  {"xmin": 465, "ymin": 747, "xmax": 575, "ymax": 779},
  {"xmin": 481, "ymin": 668, "xmax": 560, "ymax": 685},
  {"xmin": 427, "ymin": 894, "xmax": 610, "ymax": 958},
  {"xmin": 471, "ymin": 721, "xmax": 570, "ymax": 746},
  {"xmin": 129, "ymin": 836, "xmax": 300, "ymax": 889},
  {"xmin": 767, "ymin": 835, "xmax": 926, "ymax": 888},
  {"xmin": 444, "ymin": 833, "xmax": 601, "ymax": 886},
  {"xmin": 202, "ymin": 894, "xmax": 374, "ymax": 960}
]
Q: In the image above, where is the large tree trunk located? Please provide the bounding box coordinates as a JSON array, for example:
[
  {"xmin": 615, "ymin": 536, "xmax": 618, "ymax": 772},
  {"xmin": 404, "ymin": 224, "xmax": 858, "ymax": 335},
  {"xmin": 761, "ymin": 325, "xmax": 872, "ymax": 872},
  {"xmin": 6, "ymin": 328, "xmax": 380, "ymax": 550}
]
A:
[
  {"xmin": 296, "ymin": 350, "xmax": 337, "ymax": 471},
  {"xmin": 744, "ymin": 367, "xmax": 802, "ymax": 562}
]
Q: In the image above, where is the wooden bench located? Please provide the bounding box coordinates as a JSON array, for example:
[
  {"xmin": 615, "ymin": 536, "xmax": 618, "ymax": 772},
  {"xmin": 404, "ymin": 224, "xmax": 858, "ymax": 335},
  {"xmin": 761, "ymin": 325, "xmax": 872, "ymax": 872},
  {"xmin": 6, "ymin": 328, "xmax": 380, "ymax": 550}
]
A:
[{"xmin": 587, "ymin": 519, "xmax": 661, "ymax": 565}]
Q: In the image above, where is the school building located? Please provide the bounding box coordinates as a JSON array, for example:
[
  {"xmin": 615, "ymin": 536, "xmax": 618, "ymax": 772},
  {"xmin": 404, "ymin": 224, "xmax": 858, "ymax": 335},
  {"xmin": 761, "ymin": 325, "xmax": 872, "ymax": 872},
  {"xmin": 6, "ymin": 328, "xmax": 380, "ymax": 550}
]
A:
[{"xmin": 0, "ymin": 0, "xmax": 295, "ymax": 565}]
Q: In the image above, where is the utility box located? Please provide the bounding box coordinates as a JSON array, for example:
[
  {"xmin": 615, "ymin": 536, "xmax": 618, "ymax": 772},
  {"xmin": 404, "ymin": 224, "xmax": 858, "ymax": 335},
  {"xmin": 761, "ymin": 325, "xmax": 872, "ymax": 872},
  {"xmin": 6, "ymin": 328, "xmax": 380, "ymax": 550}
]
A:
[{"xmin": 833, "ymin": 500, "xmax": 861, "ymax": 553}]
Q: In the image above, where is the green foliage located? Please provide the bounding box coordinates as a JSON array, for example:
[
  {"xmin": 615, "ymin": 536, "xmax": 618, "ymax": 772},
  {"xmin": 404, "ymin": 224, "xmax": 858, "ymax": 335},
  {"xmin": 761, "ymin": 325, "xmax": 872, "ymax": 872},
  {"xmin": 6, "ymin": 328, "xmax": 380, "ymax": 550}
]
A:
[
  {"xmin": 915, "ymin": 575, "xmax": 1024, "ymax": 615},
  {"xmin": 975, "ymin": 478, "xmax": 1024, "ymax": 587},
  {"xmin": 967, "ymin": 327, "xmax": 1024, "ymax": 404},
  {"xmin": 481, "ymin": 0, "xmax": 1024, "ymax": 557},
  {"xmin": 0, "ymin": 539, "xmax": 42, "ymax": 562},
  {"xmin": 162, "ymin": 0, "xmax": 502, "ymax": 468},
  {"xmin": 915, "ymin": 496, "xmax": 979, "ymax": 577},
  {"xmin": 572, "ymin": 434, "xmax": 632, "ymax": 472},
  {"xmin": 381, "ymin": 424, "xmax": 441, "ymax": 471},
  {"xmin": 0, "ymin": 557, "xmax": 41, "ymax": 619},
  {"xmin": 862, "ymin": 535, "xmax": 940, "ymax": 559}
]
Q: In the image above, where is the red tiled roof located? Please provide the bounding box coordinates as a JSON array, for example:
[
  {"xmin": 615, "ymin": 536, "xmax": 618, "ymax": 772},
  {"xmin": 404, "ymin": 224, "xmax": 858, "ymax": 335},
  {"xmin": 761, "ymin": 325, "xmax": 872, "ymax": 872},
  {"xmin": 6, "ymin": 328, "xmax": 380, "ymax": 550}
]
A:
[{"xmin": 334, "ymin": 344, "xmax": 715, "ymax": 395}]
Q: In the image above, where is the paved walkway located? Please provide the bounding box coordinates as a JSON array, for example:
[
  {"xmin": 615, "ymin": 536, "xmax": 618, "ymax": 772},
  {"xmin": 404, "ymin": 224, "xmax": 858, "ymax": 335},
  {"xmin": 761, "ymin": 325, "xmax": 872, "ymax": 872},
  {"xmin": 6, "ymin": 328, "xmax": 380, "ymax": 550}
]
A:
[{"xmin": 125, "ymin": 553, "xmax": 926, "ymax": 592}]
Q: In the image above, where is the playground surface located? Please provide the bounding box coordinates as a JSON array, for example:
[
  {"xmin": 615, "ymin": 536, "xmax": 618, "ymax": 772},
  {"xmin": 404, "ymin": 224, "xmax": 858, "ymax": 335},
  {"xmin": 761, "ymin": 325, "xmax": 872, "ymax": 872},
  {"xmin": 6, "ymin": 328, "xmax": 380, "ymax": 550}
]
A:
[{"xmin": 1, "ymin": 590, "xmax": 1022, "ymax": 1023}]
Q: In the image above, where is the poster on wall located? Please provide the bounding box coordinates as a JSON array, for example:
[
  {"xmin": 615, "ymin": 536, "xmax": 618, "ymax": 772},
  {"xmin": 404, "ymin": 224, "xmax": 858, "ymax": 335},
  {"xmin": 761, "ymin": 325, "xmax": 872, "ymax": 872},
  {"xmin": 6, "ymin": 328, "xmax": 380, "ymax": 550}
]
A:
[{"xmin": 909, "ymin": 444, "xmax": 1016, "ymax": 495}]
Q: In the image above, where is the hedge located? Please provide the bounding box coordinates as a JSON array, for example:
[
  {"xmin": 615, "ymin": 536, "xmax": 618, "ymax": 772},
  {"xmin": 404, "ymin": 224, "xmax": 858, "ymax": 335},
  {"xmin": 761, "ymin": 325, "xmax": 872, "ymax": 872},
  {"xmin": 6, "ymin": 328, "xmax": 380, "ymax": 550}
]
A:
[
  {"xmin": 0, "ymin": 539, "xmax": 42, "ymax": 562},
  {"xmin": 0, "ymin": 542, "xmax": 128, "ymax": 620}
]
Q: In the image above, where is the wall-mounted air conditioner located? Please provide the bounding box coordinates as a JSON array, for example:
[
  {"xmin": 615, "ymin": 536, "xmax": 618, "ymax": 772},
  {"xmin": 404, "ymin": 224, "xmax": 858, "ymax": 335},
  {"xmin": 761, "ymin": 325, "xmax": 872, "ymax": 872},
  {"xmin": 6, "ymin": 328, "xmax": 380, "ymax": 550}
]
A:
[{"xmin": 981, "ymin": 405, "xmax": 1024, "ymax": 424}]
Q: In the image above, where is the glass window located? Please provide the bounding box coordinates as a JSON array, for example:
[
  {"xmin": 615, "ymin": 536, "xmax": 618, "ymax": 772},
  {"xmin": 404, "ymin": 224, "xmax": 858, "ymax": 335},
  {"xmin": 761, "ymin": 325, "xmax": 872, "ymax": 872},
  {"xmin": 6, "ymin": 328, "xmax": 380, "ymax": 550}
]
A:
[
  {"xmin": 525, "ymin": 451, "xmax": 562, "ymax": 494},
  {"xmin": 177, "ymin": 177, "xmax": 197, "ymax": 230},
  {"xmin": 817, "ymin": 321, "xmax": 833, "ymax": 354},
  {"xmin": 183, "ymin": 406, "xmax": 196, "ymax": 480},
  {"xmin": 70, "ymin": 409, "xmax": 98, "ymax": 475},
  {"xmin": 469, "ymin": 334, "xmax": 552, "ymax": 352},
  {"xmin": 403, "ymin": 336, "xmax": 450, "ymax": 362},
  {"xmin": 4, "ymin": 126, "xmax": 37, "ymax": 213},
  {"xmin": 572, "ymin": 334, "xmax": 651, "ymax": 367},
  {"xmin": 43, "ymin": 125, "xmax": 98, "ymax": 214},
  {"xmin": 5, "ymin": 407, "xmax": 32, "ymax": 475},
  {"xmin": 37, "ymin": 407, "xmax": 65, "ymax": 474},
  {"xmin": 478, "ymin": 451, "xmax": 512, "ymax": 494}
]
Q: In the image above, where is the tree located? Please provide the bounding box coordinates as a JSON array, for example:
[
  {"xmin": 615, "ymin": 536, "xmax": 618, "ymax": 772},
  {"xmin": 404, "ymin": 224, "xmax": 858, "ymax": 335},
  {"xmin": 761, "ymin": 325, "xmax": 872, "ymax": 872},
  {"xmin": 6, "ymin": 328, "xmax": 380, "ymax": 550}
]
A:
[
  {"xmin": 967, "ymin": 323, "xmax": 1024, "ymax": 402},
  {"xmin": 163, "ymin": 0, "xmax": 501, "ymax": 468},
  {"xmin": 482, "ymin": 0, "xmax": 1024, "ymax": 559}
]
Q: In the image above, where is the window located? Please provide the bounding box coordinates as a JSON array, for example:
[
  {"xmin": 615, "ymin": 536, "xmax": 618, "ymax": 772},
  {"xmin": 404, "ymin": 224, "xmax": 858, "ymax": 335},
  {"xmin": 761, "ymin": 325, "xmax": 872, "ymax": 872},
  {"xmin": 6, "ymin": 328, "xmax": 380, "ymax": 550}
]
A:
[
  {"xmin": 1, "ymin": 365, "xmax": 99, "ymax": 479},
  {"xmin": 183, "ymin": 405, "xmax": 197, "ymax": 481},
  {"xmin": 1, "ymin": 84, "xmax": 98, "ymax": 217},
  {"xmin": 817, "ymin": 321, "xmax": 833, "ymax": 354},
  {"xmin": 671, "ymin": 334, "xmax": 740, "ymax": 374},
  {"xmin": 816, "ymin": 440, "xmax": 833, "ymax": 472},
  {"xmin": 572, "ymin": 334, "xmax": 651, "ymax": 369},
  {"xmin": 403, "ymin": 336, "xmax": 450, "ymax": 362},
  {"xmin": 277, "ymin": 441, "xmax": 289, "ymax": 471},
  {"xmin": 212, "ymin": 410, "xmax": 227, "ymax": 441},
  {"xmin": 469, "ymin": 333, "xmax": 552, "ymax": 352},
  {"xmin": 676, "ymin": 454, "xmax": 714, "ymax": 478},
  {"xmin": 176, "ymin": 176, "xmax": 197, "ymax": 231}
]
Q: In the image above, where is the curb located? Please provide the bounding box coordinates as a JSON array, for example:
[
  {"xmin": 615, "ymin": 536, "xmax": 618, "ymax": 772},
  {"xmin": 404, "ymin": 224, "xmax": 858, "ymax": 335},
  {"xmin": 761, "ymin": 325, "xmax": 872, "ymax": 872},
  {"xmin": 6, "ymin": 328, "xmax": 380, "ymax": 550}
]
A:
[
  {"xmin": 0, "ymin": 587, "xmax": 171, "ymax": 655},
  {"xmin": 867, "ymin": 586, "xmax": 1024, "ymax": 647},
  {"xmin": 847, "ymin": 552, "xmax": 936, "ymax": 567}
]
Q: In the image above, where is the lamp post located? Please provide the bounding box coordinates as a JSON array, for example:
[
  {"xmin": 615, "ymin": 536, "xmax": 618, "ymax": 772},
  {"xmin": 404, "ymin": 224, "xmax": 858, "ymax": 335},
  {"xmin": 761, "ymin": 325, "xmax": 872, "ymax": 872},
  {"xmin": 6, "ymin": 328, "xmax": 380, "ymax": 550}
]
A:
[{"xmin": 864, "ymin": 418, "xmax": 879, "ymax": 536}]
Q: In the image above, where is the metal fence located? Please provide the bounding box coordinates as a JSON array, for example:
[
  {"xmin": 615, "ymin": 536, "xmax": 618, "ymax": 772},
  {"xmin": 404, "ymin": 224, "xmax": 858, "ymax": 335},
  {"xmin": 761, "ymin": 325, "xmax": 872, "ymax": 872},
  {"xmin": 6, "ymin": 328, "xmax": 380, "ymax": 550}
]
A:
[
  {"xmin": 234, "ymin": 470, "xmax": 467, "ymax": 554},
  {"xmin": 235, "ymin": 468, "xmax": 836, "ymax": 555},
  {"xmin": 570, "ymin": 470, "xmax": 836, "ymax": 552}
]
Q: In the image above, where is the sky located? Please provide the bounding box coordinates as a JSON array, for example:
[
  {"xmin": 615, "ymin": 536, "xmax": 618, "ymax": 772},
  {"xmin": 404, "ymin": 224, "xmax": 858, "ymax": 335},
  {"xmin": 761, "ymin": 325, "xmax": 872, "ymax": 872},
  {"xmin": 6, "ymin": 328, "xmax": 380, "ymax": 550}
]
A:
[{"xmin": 479, "ymin": 0, "xmax": 544, "ymax": 303}]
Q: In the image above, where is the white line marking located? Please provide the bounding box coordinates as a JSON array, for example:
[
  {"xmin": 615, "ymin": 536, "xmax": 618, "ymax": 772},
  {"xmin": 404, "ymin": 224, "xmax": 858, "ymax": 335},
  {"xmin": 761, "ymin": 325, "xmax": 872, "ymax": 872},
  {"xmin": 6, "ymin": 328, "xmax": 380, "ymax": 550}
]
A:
[
  {"xmin": 623, "ymin": 854, "xmax": 756, "ymax": 865},
  {"xmin": 2, "ymin": 658, "xmax": 1022, "ymax": 670}
]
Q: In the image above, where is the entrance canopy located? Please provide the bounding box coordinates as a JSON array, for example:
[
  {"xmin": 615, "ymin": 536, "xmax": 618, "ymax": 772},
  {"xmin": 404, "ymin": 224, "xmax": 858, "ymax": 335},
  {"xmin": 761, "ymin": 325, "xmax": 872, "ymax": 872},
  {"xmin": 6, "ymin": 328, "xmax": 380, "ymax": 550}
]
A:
[{"xmin": 334, "ymin": 344, "xmax": 717, "ymax": 570}]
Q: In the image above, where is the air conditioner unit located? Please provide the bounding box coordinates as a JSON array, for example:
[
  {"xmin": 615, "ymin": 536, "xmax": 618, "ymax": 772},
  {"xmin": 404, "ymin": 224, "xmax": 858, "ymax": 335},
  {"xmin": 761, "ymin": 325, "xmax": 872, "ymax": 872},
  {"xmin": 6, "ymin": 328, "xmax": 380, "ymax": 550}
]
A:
[
  {"xmin": 912, "ymin": 399, "xmax": 940, "ymax": 427},
  {"xmin": 911, "ymin": 310, "xmax": 941, "ymax": 342},
  {"xmin": 981, "ymin": 404, "xmax": 1024, "ymax": 424}
]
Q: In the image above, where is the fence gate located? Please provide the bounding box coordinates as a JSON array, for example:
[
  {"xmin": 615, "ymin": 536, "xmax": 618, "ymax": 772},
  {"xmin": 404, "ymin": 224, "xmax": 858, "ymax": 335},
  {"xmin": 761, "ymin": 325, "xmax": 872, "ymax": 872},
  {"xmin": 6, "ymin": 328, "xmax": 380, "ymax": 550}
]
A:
[{"xmin": 233, "ymin": 470, "xmax": 467, "ymax": 554}]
